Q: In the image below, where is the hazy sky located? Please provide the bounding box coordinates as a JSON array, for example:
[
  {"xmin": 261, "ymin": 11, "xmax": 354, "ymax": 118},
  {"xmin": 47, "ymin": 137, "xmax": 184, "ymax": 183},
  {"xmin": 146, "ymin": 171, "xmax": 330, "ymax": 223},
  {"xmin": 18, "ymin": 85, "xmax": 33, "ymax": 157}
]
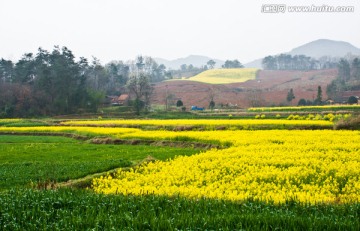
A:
[{"xmin": 1, "ymin": 0, "xmax": 359, "ymax": 64}]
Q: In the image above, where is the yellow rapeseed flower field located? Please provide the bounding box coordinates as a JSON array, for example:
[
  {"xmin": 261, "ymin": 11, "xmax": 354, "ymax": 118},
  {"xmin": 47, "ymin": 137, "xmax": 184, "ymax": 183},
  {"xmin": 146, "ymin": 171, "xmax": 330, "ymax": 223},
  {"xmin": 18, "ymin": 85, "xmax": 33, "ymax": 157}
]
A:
[
  {"xmin": 0, "ymin": 118, "xmax": 22, "ymax": 123},
  {"xmin": 61, "ymin": 119, "xmax": 333, "ymax": 128},
  {"xmin": 2, "ymin": 121, "xmax": 359, "ymax": 204},
  {"xmin": 92, "ymin": 129, "xmax": 360, "ymax": 205},
  {"xmin": 186, "ymin": 68, "xmax": 258, "ymax": 84}
]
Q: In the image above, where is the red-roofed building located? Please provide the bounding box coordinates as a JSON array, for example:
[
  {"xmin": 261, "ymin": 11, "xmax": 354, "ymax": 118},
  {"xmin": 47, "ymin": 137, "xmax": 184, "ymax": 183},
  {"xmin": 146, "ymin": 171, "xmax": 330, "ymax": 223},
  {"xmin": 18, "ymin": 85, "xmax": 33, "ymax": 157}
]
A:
[{"xmin": 117, "ymin": 94, "xmax": 130, "ymax": 106}]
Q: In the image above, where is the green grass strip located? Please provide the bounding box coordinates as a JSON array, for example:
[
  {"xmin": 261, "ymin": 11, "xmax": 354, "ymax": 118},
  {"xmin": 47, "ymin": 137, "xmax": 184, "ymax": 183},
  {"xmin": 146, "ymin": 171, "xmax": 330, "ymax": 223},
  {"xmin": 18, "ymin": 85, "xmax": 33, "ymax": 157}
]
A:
[{"xmin": 0, "ymin": 189, "xmax": 359, "ymax": 230}]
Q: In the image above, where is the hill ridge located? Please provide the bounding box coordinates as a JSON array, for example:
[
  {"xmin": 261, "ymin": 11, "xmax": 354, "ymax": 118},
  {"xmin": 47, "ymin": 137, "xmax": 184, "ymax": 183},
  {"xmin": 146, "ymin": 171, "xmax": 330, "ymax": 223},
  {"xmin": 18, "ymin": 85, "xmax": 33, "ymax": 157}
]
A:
[{"xmin": 245, "ymin": 39, "xmax": 360, "ymax": 68}]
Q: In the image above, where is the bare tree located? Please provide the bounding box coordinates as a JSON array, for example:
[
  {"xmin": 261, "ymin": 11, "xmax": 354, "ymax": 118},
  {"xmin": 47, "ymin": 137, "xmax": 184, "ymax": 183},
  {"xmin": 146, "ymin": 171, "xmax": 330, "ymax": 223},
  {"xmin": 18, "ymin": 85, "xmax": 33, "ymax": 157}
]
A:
[
  {"xmin": 246, "ymin": 89, "xmax": 264, "ymax": 107},
  {"xmin": 126, "ymin": 72, "xmax": 152, "ymax": 115},
  {"xmin": 208, "ymin": 87, "xmax": 218, "ymax": 110}
]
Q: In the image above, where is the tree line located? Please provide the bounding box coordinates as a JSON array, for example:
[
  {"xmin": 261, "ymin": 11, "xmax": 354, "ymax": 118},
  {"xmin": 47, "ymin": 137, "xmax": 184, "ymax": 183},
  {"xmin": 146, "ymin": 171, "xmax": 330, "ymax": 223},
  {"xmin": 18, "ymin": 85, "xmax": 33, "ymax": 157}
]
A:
[
  {"xmin": 326, "ymin": 57, "xmax": 360, "ymax": 101},
  {"xmin": 262, "ymin": 54, "xmax": 338, "ymax": 70},
  {"xmin": 285, "ymin": 57, "xmax": 360, "ymax": 105},
  {"xmin": 0, "ymin": 46, "xmax": 170, "ymax": 117},
  {"xmin": 287, "ymin": 86, "xmax": 324, "ymax": 106}
]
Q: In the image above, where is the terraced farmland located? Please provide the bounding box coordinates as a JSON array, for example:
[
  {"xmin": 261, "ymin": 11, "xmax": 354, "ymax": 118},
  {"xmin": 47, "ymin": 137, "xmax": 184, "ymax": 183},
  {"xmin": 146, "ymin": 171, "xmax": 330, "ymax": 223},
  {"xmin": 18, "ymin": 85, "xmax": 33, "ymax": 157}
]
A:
[{"xmin": 1, "ymin": 118, "xmax": 359, "ymax": 230}]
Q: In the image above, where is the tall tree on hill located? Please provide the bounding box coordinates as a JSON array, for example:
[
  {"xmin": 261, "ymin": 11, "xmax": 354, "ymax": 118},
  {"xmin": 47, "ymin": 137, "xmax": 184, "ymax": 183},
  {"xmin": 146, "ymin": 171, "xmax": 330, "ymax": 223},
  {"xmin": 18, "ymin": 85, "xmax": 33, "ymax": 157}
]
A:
[
  {"xmin": 13, "ymin": 53, "xmax": 36, "ymax": 84},
  {"xmin": 352, "ymin": 58, "xmax": 360, "ymax": 80},
  {"xmin": 126, "ymin": 72, "xmax": 152, "ymax": 115},
  {"xmin": 326, "ymin": 78, "xmax": 346, "ymax": 102},
  {"xmin": 314, "ymin": 86, "xmax": 323, "ymax": 105},
  {"xmin": 126, "ymin": 56, "xmax": 153, "ymax": 115},
  {"xmin": 0, "ymin": 59, "xmax": 14, "ymax": 83},
  {"xmin": 105, "ymin": 61, "xmax": 130, "ymax": 95},
  {"xmin": 142, "ymin": 56, "xmax": 167, "ymax": 83},
  {"xmin": 180, "ymin": 64, "xmax": 187, "ymax": 71},
  {"xmin": 338, "ymin": 59, "xmax": 351, "ymax": 82},
  {"xmin": 278, "ymin": 54, "xmax": 292, "ymax": 70},
  {"xmin": 207, "ymin": 60, "xmax": 216, "ymax": 69},
  {"xmin": 247, "ymin": 89, "xmax": 264, "ymax": 107},
  {"xmin": 208, "ymin": 87, "xmax": 217, "ymax": 110},
  {"xmin": 318, "ymin": 56, "xmax": 338, "ymax": 69},
  {"xmin": 286, "ymin": 88, "xmax": 295, "ymax": 103},
  {"xmin": 262, "ymin": 56, "xmax": 277, "ymax": 70},
  {"xmin": 87, "ymin": 57, "xmax": 109, "ymax": 92}
]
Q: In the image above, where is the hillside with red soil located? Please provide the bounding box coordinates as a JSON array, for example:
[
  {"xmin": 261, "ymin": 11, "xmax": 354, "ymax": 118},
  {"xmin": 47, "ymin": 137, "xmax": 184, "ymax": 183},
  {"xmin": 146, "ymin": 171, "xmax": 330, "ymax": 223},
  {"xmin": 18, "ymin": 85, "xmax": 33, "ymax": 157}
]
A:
[{"xmin": 151, "ymin": 69, "xmax": 340, "ymax": 108}]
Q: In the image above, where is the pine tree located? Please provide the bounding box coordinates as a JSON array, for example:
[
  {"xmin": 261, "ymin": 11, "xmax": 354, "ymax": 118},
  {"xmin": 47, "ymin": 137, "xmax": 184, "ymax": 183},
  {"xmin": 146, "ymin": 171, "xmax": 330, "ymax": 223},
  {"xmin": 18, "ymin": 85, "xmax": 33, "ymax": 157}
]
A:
[
  {"xmin": 315, "ymin": 86, "xmax": 323, "ymax": 105},
  {"xmin": 286, "ymin": 88, "xmax": 295, "ymax": 102}
]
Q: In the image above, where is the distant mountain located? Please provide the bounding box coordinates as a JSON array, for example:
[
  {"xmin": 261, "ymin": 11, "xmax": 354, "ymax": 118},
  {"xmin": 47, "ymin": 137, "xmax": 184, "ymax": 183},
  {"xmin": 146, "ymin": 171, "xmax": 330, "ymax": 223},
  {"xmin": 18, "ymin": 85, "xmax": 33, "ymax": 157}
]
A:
[
  {"xmin": 156, "ymin": 40, "xmax": 360, "ymax": 70},
  {"xmin": 244, "ymin": 58, "xmax": 263, "ymax": 69},
  {"xmin": 245, "ymin": 39, "xmax": 360, "ymax": 69},
  {"xmin": 289, "ymin": 39, "xmax": 360, "ymax": 58},
  {"xmin": 154, "ymin": 55, "xmax": 225, "ymax": 70}
]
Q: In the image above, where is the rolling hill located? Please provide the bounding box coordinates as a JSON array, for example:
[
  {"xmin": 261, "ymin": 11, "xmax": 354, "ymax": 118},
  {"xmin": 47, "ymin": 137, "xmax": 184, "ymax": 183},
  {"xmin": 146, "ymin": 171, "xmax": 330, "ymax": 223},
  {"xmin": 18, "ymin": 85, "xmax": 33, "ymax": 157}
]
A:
[
  {"xmin": 289, "ymin": 39, "xmax": 360, "ymax": 58},
  {"xmin": 152, "ymin": 69, "xmax": 338, "ymax": 108}
]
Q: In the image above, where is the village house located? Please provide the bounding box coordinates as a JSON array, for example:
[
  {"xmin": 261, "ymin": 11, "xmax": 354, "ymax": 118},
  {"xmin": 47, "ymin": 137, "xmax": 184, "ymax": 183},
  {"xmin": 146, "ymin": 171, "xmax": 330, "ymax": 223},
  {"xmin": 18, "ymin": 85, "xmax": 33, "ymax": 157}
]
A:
[{"xmin": 115, "ymin": 94, "xmax": 130, "ymax": 106}]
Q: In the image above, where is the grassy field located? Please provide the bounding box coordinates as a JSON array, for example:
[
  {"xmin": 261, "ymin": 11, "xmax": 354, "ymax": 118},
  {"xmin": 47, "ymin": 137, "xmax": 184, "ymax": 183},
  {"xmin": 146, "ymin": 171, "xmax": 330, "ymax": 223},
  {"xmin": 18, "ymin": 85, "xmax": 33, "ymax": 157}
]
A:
[
  {"xmin": 0, "ymin": 119, "xmax": 49, "ymax": 127},
  {"xmin": 1, "ymin": 189, "xmax": 359, "ymax": 230},
  {"xmin": 0, "ymin": 135, "xmax": 200, "ymax": 190},
  {"xmin": 1, "ymin": 118, "xmax": 359, "ymax": 230},
  {"xmin": 187, "ymin": 68, "xmax": 258, "ymax": 84}
]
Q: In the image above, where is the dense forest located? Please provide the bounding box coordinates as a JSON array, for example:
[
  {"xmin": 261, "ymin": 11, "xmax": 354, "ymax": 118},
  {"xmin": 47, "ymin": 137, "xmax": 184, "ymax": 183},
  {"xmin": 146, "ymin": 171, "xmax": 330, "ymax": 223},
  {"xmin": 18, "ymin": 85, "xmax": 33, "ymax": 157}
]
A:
[{"xmin": 0, "ymin": 46, "xmax": 170, "ymax": 117}]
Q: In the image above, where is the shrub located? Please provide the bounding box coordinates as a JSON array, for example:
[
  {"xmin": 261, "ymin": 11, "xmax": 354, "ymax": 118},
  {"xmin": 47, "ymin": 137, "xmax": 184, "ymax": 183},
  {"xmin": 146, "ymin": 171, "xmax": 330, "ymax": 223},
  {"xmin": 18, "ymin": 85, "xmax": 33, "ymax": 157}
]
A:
[
  {"xmin": 314, "ymin": 114, "xmax": 323, "ymax": 120},
  {"xmin": 176, "ymin": 100, "xmax": 184, "ymax": 107},
  {"xmin": 344, "ymin": 114, "xmax": 352, "ymax": 119},
  {"xmin": 334, "ymin": 115, "xmax": 360, "ymax": 130},
  {"xmin": 348, "ymin": 96, "xmax": 358, "ymax": 105},
  {"xmin": 323, "ymin": 113, "xmax": 335, "ymax": 122},
  {"xmin": 298, "ymin": 98, "xmax": 307, "ymax": 106},
  {"xmin": 307, "ymin": 114, "xmax": 315, "ymax": 120}
]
